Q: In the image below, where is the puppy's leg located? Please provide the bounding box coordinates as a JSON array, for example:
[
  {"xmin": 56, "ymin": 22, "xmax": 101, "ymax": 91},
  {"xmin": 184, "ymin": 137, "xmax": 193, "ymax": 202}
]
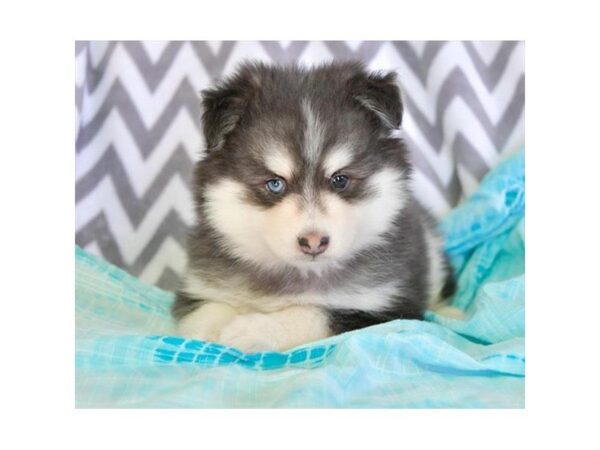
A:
[
  {"xmin": 176, "ymin": 301, "xmax": 238, "ymax": 342},
  {"xmin": 422, "ymin": 226, "xmax": 464, "ymax": 320},
  {"xmin": 428, "ymin": 280, "xmax": 464, "ymax": 320},
  {"xmin": 431, "ymin": 304, "xmax": 465, "ymax": 320},
  {"xmin": 218, "ymin": 305, "xmax": 331, "ymax": 352}
]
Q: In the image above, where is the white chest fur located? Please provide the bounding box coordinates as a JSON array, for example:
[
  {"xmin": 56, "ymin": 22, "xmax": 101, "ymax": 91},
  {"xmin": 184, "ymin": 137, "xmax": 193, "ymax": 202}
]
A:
[{"xmin": 182, "ymin": 271, "xmax": 399, "ymax": 314}]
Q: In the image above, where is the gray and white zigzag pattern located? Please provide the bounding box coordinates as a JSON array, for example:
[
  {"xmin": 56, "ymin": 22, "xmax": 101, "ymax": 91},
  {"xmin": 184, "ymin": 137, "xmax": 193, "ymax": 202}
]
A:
[{"xmin": 75, "ymin": 41, "xmax": 525, "ymax": 291}]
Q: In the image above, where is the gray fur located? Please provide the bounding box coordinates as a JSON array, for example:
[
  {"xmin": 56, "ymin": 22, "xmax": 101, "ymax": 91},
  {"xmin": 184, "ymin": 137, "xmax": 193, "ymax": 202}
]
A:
[{"xmin": 172, "ymin": 60, "xmax": 455, "ymax": 334}]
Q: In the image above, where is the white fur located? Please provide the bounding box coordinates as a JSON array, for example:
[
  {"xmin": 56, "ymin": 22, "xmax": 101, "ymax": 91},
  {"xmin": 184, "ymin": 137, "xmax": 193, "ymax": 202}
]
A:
[
  {"xmin": 264, "ymin": 147, "xmax": 295, "ymax": 179},
  {"xmin": 322, "ymin": 144, "xmax": 354, "ymax": 176},
  {"xmin": 349, "ymin": 167, "xmax": 407, "ymax": 254},
  {"xmin": 183, "ymin": 271, "xmax": 399, "ymax": 313},
  {"xmin": 424, "ymin": 227, "xmax": 447, "ymax": 308},
  {"xmin": 433, "ymin": 305, "xmax": 465, "ymax": 320},
  {"xmin": 423, "ymin": 228, "xmax": 465, "ymax": 320},
  {"xmin": 302, "ymin": 99, "xmax": 325, "ymax": 165},
  {"xmin": 175, "ymin": 292, "xmax": 331, "ymax": 352},
  {"xmin": 176, "ymin": 302, "xmax": 238, "ymax": 341},
  {"xmin": 203, "ymin": 178, "xmax": 282, "ymax": 269},
  {"xmin": 218, "ymin": 305, "xmax": 331, "ymax": 352}
]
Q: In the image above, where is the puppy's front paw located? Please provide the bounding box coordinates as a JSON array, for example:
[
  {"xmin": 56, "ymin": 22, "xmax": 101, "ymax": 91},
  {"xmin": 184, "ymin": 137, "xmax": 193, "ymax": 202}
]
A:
[
  {"xmin": 176, "ymin": 302, "xmax": 237, "ymax": 342},
  {"xmin": 218, "ymin": 313, "xmax": 285, "ymax": 353}
]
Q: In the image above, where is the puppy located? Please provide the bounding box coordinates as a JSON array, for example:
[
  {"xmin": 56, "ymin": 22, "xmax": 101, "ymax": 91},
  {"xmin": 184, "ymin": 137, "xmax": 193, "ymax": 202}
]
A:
[{"xmin": 172, "ymin": 61, "xmax": 457, "ymax": 352}]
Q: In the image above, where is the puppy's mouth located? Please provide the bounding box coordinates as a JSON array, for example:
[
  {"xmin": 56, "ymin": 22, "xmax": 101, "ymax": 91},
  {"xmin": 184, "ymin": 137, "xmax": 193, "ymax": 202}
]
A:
[
  {"xmin": 291, "ymin": 255, "xmax": 339, "ymax": 276},
  {"xmin": 294, "ymin": 255, "xmax": 327, "ymax": 264},
  {"xmin": 297, "ymin": 250, "xmax": 332, "ymax": 261},
  {"xmin": 293, "ymin": 252, "xmax": 336, "ymax": 268}
]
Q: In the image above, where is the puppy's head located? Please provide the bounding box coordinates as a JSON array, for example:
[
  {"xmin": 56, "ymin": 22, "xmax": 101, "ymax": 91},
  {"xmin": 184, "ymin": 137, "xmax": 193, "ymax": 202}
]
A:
[{"xmin": 195, "ymin": 61, "xmax": 410, "ymax": 273}]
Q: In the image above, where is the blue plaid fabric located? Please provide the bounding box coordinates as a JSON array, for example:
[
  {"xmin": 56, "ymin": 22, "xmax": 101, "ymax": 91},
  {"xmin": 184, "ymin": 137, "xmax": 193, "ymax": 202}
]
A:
[{"xmin": 75, "ymin": 150, "xmax": 525, "ymax": 407}]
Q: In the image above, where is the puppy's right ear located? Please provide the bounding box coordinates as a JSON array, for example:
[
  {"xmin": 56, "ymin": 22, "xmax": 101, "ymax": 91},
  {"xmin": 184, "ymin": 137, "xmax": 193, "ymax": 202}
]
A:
[{"xmin": 200, "ymin": 63, "xmax": 263, "ymax": 152}]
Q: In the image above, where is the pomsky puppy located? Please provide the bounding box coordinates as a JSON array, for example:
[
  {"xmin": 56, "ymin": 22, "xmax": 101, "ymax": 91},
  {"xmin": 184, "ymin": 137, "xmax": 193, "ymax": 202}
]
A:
[{"xmin": 172, "ymin": 60, "xmax": 458, "ymax": 352}]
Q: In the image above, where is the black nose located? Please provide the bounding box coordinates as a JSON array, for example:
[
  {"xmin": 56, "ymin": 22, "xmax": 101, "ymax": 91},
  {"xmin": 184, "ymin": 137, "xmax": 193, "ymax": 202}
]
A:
[{"xmin": 297, "ymin": 233, "xmax": 330, "ymax": 256}]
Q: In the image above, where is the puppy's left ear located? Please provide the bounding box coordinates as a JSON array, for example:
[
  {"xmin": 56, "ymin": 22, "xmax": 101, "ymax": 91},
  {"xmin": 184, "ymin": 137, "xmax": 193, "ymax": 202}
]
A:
[{"xmin": 349, "ymin": 70, "xmax": 403, "ymax": 131}]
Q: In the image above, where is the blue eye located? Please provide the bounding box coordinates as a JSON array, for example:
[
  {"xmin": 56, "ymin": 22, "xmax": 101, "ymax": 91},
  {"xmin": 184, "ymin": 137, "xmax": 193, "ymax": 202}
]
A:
[
  {"xmin": 330, "ymin": 174, "xmax": 350, "ymax": 191},
  {"xmin": 265, "ymin": 177, "xmax": 286, "ymax": 195}
]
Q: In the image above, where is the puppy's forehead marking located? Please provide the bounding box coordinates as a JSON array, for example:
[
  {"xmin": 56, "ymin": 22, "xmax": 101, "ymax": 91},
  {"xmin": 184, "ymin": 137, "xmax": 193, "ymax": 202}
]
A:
[
  {"xmin": 264, "ymin": 147, "xmax": 295, "ymax": 179},
  {"xmin": 302, "ymin": 99, "xmax": 325, "ymax": 166},
  {"xmin": 322, "ymin": 144, "xmax": 354, "ymax": 176}
]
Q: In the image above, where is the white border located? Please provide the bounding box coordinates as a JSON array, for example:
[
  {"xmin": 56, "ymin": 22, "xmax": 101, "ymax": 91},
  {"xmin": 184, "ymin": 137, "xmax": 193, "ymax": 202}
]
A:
[{"xmin": 3, "ymin": 0, "xmax": 600, "ymax": 448}]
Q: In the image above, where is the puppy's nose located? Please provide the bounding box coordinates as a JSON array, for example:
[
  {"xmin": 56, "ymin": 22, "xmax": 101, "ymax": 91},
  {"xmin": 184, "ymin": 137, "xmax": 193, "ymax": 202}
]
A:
[{"xmin": 297, "ymin": 233, "xmax": 330, "ymax": 256}]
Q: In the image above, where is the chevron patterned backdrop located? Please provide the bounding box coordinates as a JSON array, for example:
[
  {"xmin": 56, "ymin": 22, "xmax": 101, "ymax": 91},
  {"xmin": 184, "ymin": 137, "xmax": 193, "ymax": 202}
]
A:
[{"xmin": 75, "ymin": 41, "xmax": 525, "ymax": 291}]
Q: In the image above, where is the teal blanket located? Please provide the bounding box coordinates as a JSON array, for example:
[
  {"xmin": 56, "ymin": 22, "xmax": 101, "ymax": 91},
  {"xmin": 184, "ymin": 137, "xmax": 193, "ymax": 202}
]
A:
[{"xmin": 75, "ymin": 150, "xmax": 525, "ymax": 408}]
